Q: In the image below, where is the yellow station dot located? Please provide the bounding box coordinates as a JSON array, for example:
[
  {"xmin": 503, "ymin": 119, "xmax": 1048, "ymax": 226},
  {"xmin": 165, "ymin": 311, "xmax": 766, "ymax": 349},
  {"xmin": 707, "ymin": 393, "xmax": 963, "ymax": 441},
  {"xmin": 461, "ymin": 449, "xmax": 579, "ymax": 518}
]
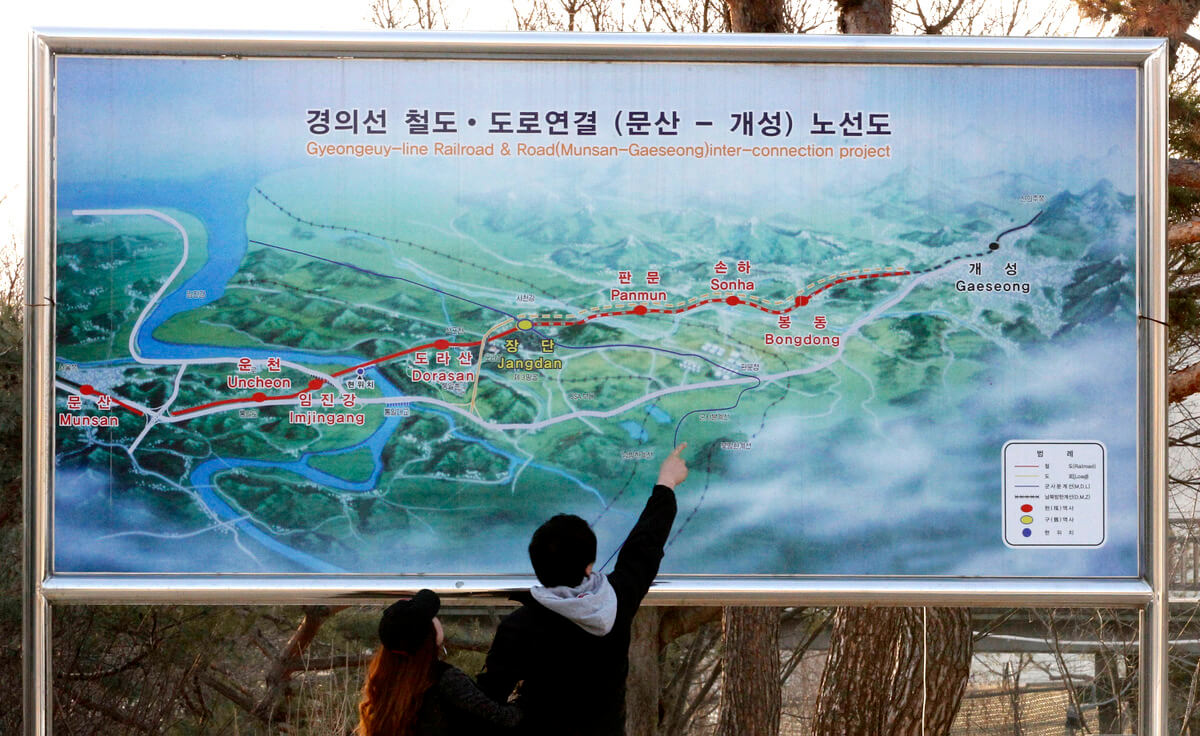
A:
[
  {"xmin": 517, "ymin": 319, "xmax": 533, "ymax": 330},
  {"xmin": 1020, "ymin": 515, "xmax": 1033, "ymax": 525}
]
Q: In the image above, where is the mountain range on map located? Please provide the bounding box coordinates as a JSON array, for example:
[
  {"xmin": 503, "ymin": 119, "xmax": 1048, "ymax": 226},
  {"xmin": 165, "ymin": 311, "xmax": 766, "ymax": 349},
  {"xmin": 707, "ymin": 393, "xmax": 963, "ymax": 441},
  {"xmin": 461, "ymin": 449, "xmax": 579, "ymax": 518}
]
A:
[{"xmin": 53, "ymin": 159, "xmax": 1138, "ymax": 578}]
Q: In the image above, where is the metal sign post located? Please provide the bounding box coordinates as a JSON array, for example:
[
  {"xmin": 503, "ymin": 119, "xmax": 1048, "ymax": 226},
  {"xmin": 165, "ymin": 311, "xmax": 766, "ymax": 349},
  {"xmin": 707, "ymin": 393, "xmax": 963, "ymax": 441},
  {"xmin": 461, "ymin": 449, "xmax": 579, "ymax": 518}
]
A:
[{"xmin": 25, "ymin": 30, "xmax": 1168, "ymax": 735}]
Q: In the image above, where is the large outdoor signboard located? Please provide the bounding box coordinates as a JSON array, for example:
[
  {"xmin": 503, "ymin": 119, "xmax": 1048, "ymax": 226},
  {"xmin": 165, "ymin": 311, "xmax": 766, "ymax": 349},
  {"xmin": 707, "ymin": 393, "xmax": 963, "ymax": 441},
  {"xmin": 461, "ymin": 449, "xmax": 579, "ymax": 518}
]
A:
[{"xmin": 38, "ymin": 34, "xmax": 1163, "ymax": 591}]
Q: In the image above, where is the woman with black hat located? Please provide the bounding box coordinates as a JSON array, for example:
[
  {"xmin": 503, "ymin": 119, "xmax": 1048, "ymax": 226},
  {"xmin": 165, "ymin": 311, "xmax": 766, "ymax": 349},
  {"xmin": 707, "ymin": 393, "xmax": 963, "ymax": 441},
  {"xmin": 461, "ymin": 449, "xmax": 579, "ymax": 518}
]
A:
[{"xmin": 357, "ymin": 589, "xmax": 521, "ymax": 735}]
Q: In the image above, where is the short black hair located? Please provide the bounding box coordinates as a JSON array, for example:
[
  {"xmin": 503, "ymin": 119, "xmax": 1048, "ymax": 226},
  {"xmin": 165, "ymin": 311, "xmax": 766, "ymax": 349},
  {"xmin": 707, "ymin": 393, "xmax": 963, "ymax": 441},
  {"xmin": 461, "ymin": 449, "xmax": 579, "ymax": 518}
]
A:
[{"xmin": 528, "ymin": 514, "xmax": 596, "ymax": 587}]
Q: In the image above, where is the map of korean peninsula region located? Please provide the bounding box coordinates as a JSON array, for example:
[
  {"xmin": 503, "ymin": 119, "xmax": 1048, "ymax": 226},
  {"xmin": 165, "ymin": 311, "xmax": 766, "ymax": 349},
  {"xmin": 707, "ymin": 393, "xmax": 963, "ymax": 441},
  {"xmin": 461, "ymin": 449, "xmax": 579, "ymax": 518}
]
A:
[{"xmin": 52, "ymin": 58, "xmax": 1139, "ymax": 578}]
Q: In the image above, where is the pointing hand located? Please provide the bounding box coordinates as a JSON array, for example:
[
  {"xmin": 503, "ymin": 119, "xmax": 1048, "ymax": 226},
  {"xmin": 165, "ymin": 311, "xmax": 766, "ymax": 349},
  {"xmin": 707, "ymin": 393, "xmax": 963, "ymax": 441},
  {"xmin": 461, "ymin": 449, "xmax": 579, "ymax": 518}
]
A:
[{"xmin": 656, "ymin": 443, "xmax": 689, "ymax": 490}]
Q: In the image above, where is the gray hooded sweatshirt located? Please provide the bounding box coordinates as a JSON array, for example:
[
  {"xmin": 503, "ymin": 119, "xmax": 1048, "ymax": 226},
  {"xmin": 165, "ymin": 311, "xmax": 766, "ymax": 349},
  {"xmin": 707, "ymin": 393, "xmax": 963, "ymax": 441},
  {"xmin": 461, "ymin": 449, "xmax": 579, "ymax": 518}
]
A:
[{"xmin": 529, "ymin": 572, "xmax": 618, "ymax": 636}]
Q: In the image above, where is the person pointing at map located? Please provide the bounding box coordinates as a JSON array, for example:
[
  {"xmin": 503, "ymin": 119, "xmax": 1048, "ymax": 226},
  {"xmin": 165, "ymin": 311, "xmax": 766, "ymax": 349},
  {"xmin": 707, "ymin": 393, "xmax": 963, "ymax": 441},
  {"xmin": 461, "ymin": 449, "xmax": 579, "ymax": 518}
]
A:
[{"xmin": 477, "ymin": 443, "xmax": 688, "ymax": 736}]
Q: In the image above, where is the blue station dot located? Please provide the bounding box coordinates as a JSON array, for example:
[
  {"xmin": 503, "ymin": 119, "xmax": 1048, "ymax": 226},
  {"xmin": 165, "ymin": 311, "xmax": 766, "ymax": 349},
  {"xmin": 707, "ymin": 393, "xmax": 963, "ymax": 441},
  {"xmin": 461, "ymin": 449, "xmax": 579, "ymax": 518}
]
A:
[
  {"xmin": 357, "ymin": 368, "xmax": 365, "ymax": 376},
  {"xmin": 1022, "ymin": 528, "xmax": 1032, "ymax": 537}
]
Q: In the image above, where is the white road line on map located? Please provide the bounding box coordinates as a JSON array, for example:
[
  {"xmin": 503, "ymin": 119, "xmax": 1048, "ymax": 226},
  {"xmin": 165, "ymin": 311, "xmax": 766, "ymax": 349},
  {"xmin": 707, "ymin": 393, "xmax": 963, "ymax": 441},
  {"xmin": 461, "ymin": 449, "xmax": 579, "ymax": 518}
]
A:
[
  {"xmin": 72, "ymin": 208, "xmax": 192, "ymax": 364},
  {"xmin": 556, "ymin": 380, "xmax": 604, "ymax": 434},
  {"xmin": 164, "ymin": 364, "xmax": 188, "ymax": 412},
  {"xmin": 84, "ymin": 433, "xmax": 265, "ymax": 566},
  {"xmin": 60, "ymin": 212, "xmax": 944, "ymax": 440},
  {"xmin": 129, "ymin": 364, "xmax": 190, "ymax": 454},
  {"xmin": 128, "ymin": 418, "xmax": 156, "ymax": 454},
  {"xmin": 127, "ymin": 271, "xmax": 940, "ymax": 431},
  {"xmin": 96, "ymin": 514, "xmax": 253, "ymax": 541},
  {"xmin": 511, "ymin": 450, "xmax": 534, "ymax": 495},
  {"xmin": 69, "ymin": 209, "xmax": 343, "ymax": 390}
]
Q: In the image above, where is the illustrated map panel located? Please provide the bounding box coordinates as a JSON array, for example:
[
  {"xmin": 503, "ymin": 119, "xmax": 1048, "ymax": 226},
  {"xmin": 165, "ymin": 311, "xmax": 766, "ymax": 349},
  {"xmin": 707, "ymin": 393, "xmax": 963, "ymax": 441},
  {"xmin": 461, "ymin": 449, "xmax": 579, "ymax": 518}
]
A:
[{"xmin": 53, "ymin": 58, "xmax": 1140, "ymax": 577}]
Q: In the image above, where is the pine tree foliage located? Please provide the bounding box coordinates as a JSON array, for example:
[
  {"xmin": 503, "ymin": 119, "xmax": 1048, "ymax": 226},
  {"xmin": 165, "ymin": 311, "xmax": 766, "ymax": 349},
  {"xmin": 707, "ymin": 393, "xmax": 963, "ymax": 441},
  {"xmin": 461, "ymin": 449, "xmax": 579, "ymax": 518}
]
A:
[{"xmin": 0, "ymin": 234, "xmax": 25, "ymax": 736}]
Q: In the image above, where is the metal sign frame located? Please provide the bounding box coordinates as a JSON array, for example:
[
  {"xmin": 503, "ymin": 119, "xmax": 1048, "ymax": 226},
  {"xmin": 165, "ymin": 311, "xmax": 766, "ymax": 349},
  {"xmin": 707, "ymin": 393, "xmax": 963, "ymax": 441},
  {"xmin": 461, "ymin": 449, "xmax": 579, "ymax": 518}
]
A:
[{"xmin": 24, "ymin": 29, "xmax": 1168, "ymax": 735}]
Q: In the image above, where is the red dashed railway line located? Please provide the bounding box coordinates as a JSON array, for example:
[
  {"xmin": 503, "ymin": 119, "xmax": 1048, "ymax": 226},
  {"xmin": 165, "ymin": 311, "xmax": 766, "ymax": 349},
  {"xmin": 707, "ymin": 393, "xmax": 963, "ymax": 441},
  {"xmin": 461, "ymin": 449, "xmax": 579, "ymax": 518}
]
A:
[
  {"xmin": 102, "ymin": 267, "xmax": 915, "ymax": 418},
  {"xmin": 530, "ymin": 269, "xmax": 913, "ymax": 328},
  {"xmin": 65, "ymin": 208, "xmax": 1044, "ymax": 425}
]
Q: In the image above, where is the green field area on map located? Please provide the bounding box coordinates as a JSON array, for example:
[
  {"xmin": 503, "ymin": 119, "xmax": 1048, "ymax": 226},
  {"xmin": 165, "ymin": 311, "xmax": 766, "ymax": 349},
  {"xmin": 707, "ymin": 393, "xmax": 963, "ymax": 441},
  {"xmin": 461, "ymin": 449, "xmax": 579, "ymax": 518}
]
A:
[
  {"xmin": 51, "ymin": 58, "xmax": 1140, "ymax": 578},
  {"xmin": 55, "ymin": 159, "xmax": 1137, "ymax": 575}
]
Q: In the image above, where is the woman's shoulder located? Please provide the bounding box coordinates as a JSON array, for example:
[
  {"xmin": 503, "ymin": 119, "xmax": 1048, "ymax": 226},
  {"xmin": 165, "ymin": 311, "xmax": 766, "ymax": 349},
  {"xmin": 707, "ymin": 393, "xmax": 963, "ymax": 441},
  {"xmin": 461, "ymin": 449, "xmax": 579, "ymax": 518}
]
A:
[
  {"xmin": 431, "ymin": 664, "xmax": 495, "ymax": 709},
  {"xmin": 432, "ymin": 662, "xmax": 472, "ymax": 690}
]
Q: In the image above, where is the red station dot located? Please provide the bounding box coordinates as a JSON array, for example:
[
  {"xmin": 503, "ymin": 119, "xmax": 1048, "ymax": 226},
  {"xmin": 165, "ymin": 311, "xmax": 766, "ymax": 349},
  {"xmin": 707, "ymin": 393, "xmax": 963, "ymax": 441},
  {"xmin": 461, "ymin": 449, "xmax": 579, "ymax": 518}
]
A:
[
  {"xmin": 1020, "ymin": 504, "xmax": 1033, "ymax": 513},
  {"xmin": 252, "ymin": 392, "xmax": 267, "ymax": 403},
  {"xmin": 434, "ymin": 339, "xmax": 451, "ymax": 350},
  {"xmin": 725, "ymin": 295, "xmax": 741, "ymax": 306},
  {"xmin": 79, "ymin": 384, "xmax": 95, "ymax": 395},
  {"xmin": 308, "ymin": 378, "xmax": 325, "ymax": 390},
  {"xmin": 633, "ymin": 305, "xmax": 648, "ymax": 316}
]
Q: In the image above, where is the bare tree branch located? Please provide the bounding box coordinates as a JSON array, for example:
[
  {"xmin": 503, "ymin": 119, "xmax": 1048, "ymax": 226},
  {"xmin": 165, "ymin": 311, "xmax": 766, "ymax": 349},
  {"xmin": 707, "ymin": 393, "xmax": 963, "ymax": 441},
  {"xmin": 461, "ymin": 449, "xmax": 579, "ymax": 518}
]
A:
[
  {"xmin": 202, "ymin": 670, "xmax": 262, "ymax": 719},
  {"xmin": 70, "ymin": 693, "xmax": 158, "ymax": 734},
  {"xmin": 251, "ymin": 605, "xmax": 346, "ymax": 722},
  {"xmin": 923, "ymin": 0, "xmax": 967, "ymax": 32},
  {"xmin": 368, "ymin": 0, "xmax": 452, "ymax": 29},
  {"xmin": 1171, "ymin": 361, "xmax": 1200, "ymax": 404},
  {"xmin": 1172, "ymin": 219, "xmax": 1200, "ymax": 249},
  {"xmin": 779, "ymin": 610, "xmax": 831, "ymax": 685},
  {"xmin": 1180, "ymin": 656, "xmax": 1200, "ymax": 735},
  {"xmin": 1173, "ymin": 158, "xmax": 1200, "ymax": 190},
  {"xmin": 660, "ymin": 606, "xmax": 722, "ymax": 646},
  {"xmin": 295, "ymin": 653, "xmax": 374, "ymax": 671}
]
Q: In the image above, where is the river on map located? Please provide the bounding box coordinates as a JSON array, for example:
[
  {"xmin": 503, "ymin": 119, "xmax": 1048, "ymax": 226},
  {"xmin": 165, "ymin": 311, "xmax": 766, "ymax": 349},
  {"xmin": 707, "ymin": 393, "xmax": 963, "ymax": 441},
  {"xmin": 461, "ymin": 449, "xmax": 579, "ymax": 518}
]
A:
[
  {"xmin": 58, "ymin": 173, "xmax": 609, "ymax": 573},
  {"xmin": 56, "ymin": 174, "xmax": 1139, "ymax": 579}
]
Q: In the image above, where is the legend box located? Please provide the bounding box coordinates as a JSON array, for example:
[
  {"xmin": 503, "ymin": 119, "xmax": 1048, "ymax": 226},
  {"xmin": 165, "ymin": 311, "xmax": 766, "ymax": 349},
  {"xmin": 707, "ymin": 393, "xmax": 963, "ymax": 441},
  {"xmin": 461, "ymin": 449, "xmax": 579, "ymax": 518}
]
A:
[{"xmin": 1003, "ymin": 441, "xmax": 1106, "ymax": 548}]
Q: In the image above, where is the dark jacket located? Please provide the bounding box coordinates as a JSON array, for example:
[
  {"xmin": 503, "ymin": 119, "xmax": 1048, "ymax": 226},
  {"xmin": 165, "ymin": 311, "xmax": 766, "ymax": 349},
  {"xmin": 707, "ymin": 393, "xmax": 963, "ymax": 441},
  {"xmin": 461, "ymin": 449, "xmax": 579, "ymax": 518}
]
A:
[
  {"xmin": 413, "ymin": 661, "xmax": 522, "ymax": 735},
  {"xmin": 477, "ymin": 484, "xmax": 678, "ymax": 736}
]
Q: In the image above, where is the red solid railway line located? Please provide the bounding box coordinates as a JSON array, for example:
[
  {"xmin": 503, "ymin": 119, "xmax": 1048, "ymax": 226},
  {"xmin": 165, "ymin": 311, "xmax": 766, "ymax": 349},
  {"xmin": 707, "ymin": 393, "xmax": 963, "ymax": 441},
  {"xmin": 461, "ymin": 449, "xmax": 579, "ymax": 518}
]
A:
[
  {"xmin": 78, "ymin": 384, "xmax": 145, "ymax": 416},
  {"xmin": 113, "ymin": 268, "xmax": 913, "ymax": 418},
  {"xmin": 169, "ymin": 327, "xmax": 519, "ymax": 417}
]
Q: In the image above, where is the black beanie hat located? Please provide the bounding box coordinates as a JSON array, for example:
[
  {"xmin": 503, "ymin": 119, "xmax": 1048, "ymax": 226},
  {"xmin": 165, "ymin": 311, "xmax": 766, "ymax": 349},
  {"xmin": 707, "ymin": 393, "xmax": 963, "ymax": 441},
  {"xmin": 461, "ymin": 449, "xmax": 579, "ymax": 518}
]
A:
[{"xmin": 378, "ymin": 589, "xmax": 440, "ymax": 654}]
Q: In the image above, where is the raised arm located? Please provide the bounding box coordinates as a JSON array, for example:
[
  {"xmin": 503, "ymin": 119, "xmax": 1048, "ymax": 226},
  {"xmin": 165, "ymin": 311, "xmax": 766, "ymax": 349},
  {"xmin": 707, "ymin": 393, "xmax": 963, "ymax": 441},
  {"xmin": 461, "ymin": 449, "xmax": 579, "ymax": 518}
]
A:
[{"xmin": 609, "ymin": 444, "xmax": 688, "ymax": 604}]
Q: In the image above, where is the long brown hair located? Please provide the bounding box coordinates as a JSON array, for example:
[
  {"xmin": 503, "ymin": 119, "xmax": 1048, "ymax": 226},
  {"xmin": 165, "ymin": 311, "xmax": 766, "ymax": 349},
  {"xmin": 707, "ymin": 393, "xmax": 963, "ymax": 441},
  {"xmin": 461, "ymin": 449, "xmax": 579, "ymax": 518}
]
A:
[{"xmin": 356, "ymin": 626, "xmax": 439, "ymax": 736}]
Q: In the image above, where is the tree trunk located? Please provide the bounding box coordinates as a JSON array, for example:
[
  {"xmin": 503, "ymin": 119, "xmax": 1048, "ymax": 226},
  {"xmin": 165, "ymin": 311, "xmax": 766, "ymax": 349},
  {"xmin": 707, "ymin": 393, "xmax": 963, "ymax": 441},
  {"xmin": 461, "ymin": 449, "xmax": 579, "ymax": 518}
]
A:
[
  {"xmin": 905, "ymin": 607, "xmax": 972, "ymax": 733},
  {"xmin": 1094, "ymin": 651, "xmax": 1120, "ymax": 734},
  {"xmin": 836, "ymin": 0, "xmax": 892, "ymax": 33},
  {"xmin": 1004, "ymin": 661, "xmax": 1022, "ymax": 735},
  {"xmin": 724, "ymin": 0, "xmax": 787, "ymax": 32},
  {"xmin": 715, "ymin": 607, "xmax": 780, "ymax": 736},
  {"xmin": 1124, "ymin": 653, "xmax": 1139, "ymax": 728},
  {"xmin": 813, "ymin": 607, "xmax": 971, "ymax": 736},
  {"xmin": 625, "ymin": 607, "xmax": 662, "ymax": 736},
  {"xmin": 252, "ymin": 605, "xmax": 344, "ymax": 723}
]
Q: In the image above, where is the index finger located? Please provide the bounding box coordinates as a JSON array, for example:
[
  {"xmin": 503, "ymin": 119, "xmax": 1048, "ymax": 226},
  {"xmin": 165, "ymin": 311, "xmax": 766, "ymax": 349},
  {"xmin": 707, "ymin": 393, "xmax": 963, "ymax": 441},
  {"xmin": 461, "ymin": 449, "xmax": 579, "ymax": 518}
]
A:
[{"xmin": 668, "ymin": 442, "xmax": 687, "ymax": 458}]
